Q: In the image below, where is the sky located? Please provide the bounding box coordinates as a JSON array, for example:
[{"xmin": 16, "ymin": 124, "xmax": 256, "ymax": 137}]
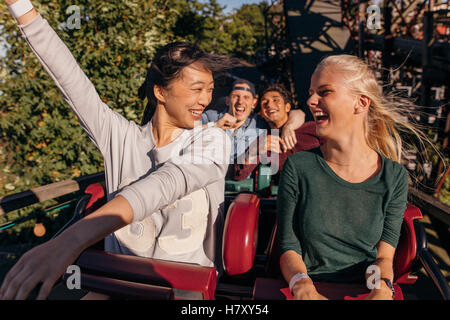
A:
[{"xmin": 214, "ymin": 0, "xmax": 262, "ymax": 13}]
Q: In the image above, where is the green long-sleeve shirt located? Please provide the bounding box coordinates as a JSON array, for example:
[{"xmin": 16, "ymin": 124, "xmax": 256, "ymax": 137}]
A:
[{"xmin": 277, "ymin": 148, "xmax": 408, "ymax": 283}]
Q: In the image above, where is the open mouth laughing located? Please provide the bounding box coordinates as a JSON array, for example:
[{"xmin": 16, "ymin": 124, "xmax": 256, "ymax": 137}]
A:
[
  {"xmin": 189, "ymin": 109, "xmax": 203, "ymax": 120},
  {"xmin": 234, "ymin": 106, "xmax": 246, "ymax": 116},
  {"xmin": 313, "ymin": 109, "xmax": 329, "ymax": 125}
]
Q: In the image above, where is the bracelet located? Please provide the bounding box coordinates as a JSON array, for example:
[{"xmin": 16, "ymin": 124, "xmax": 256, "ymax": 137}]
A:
[
  {"xmin": 7, "ymin": 0, "xmax": 34, "ymax": 19},
  {"xmin": 207, "ymin": 122, "xmax": 215, "ymax": 128},
  {"xmin": 289, "ymin": 272, "xmax": 310, "ymax": 293}
]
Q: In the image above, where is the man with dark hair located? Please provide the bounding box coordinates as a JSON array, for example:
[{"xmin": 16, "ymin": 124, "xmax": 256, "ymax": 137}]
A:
[
  {"xmin": 259, "ymin": 83, "xmax": 293, "ymax": 129},
  {"xmin": 233, "ymin": 83, "xmax": 323, "ymax": 181}
]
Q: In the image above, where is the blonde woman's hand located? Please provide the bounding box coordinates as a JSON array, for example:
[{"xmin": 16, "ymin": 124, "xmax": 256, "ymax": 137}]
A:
[
  {"xmin": 292, "ymin": 278, "xmax": 328, "ymax": 300},
  {"xmin": 365, "ymin": 284, "xmax": 394, "ymax": 300}
]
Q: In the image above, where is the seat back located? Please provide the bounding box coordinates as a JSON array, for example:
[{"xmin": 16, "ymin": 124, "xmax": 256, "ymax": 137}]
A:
[
  {"xmin": 255, "ymin": 165, "xmax": 272, "ymax": 192},
  {"xmin": 225, "ymin": 179, "xmax": 254, "ymax": 193},
  {"xmin": 393, "ymin": 204, "xmax": 423, "ymax": 283},
  {"xmin": 52, "ymin": 183, "xmax": 107, "ymax": 240},
  {"xmin": 222, "ymin": 193, "xmax": 260, "ymax": 276},
  {"xmin": 84, "ymin": 183, "xmax": 106, "ymax": 214}
]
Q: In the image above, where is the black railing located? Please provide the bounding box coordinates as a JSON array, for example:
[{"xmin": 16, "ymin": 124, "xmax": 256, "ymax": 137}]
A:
[{"xmin": 0, "ymin": 172, "xmax": 105, "ymax": 216}]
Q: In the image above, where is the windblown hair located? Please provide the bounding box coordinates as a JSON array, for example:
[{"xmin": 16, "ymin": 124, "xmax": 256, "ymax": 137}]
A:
[
  {"xmin": 315, "ymin": 54, "xmax": 433, "ymax": 163},
  {"xmin": 139, "ymin": 42, "xmax": 241, "ymax": 125}
]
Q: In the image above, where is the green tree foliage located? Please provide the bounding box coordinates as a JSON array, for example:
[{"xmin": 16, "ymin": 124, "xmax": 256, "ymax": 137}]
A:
[
  {"xmin": 224, "ymin": 3, "xmax": 266, "ymax": 61},
  {"xmin": 0, "ymin": 0, "xmax": 270, "ymax": 198},
  {"xmin": 169, "ymin": 0, "xmax": 229, "ymax": 53},
  {"xmin": 0, "ymin": 0, "xmax": 177, "ymax": 195},
  {"xmin": 168, "ymin": 0, "xmax": 266, "ymax": 62},
  {"xmin": 0, "ymin": 0, "xmax": 274, "ymax": 245}
]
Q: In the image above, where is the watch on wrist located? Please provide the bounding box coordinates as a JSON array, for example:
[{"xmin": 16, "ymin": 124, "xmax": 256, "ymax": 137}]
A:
[{"xmin": 380, "ymin": 278, "xmax": 395, "ymax": 299}]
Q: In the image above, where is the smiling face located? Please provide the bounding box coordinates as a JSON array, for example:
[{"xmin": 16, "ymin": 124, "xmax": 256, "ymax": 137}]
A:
[
  {"xmin": 259, "ymin": 90, "xmax": 291, "ymax": 129},
  {"xmin": 307, "ymin": 65, "xmax": 362, "ymax": 139},
  {"xmin": 226, "ymin": 83, "xmax": 257, "ymax": 122},
  {"xmin": 156, "ymin": 62, "xmax": 214, "ymax": 129}
]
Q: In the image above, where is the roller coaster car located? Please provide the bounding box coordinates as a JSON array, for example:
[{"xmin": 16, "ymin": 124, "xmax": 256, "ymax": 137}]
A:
[
  {"xmin": 59, "ymin": 184, "xmax": 260, "ymax": 300},
  {"xmin": 58, "ymin": 170, "xmax": 449, "ymax": 300}
]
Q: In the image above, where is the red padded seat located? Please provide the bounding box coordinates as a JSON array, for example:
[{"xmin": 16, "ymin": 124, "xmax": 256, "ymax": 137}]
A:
[
  {"xmin": 394, "ymin": 204, "xmax": 423, "ymax": 284},
  {"xmin": 84, "ymin": 183, "xmax": 106, "ymax": 213},
  {"xmin": 75, "ymin": 249, "xmax": 217, "ymax": 300},
  {"xmin": 222, "ymin": 193, "xmax": 260, "ymax": 276}
]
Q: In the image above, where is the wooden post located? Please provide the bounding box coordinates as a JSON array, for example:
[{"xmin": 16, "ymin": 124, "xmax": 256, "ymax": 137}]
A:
[
  {"xmin": 382, "ymin": 0, "xmax": 393, "ymax": 87},
  {"xmin": 420, "ymin": 10, "xmax": 433, "ymax": 111},
  {"xmin": 358, "ymin": 0, "xmax": 365, "ymax": 58}
]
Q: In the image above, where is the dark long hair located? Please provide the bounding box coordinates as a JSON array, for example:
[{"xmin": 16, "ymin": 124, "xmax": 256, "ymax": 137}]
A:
[{"xmin": 138, "ymin": 42, "xmax": 240, "ymax": 125}]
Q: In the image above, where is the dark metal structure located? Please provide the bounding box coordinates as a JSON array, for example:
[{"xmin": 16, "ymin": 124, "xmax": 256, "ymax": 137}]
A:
[{"xmin": 340, "ymin": 0, "xmax": 449, "ymax": 244}]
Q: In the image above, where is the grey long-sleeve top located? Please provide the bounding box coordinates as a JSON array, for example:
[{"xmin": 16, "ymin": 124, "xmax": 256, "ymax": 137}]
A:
[{"xmin": 18, "ymin": 14, "xmax": 231, "ymax": 269}]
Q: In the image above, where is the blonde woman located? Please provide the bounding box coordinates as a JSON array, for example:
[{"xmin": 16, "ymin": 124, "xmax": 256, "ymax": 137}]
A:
[{"xmin": 277, "ymin": 55, "xmax": 424, "ymax": 300}]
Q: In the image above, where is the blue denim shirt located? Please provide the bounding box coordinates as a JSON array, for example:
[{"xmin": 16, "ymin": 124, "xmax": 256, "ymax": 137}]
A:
[{"xmin": 201, "ymin": 109, "xmax": 269, "ymax": 164}]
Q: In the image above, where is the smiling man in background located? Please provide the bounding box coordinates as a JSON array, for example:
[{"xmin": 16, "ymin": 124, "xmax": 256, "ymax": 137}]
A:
[
  {"xmin": 233, "ymin": 83, "xmax": 322, "ymax": 181},
  {"xmin": 202, "ymin": 79, "xmax": 306, "ymax": 171},
  {"xmin": 202, "ymin": 79, "xmax": 270, "ymax": 167}
]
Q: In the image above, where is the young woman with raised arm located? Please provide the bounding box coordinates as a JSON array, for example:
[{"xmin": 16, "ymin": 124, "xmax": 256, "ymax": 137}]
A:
[{"xmin": 1, "ymin": 0, "xmax": 237, "ymax": 300}]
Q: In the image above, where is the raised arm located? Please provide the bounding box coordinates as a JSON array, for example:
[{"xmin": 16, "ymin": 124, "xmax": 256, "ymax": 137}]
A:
[
  {"xmin": 6, "ymin": 0, "xmax": 37, "ymax": 24},
  {"xmin": 5, "ymin": 0, "xmax": 127, "ymax": 154}
]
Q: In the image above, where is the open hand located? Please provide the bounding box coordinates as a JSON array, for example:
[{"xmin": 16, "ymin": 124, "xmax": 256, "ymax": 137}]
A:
[
  {"xmin": 0, "ymin": 238, "xmax": 79, "ymax": 300},
  {"xmin": 292, "ymin": 278, "xmax": 328, "ymax": 300},
  {"xmin": 365, "ymin": 286, "xmax": 394, "ymax": 300}
]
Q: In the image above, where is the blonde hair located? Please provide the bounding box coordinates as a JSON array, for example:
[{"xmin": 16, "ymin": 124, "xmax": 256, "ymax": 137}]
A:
[{"xmin": 315, "ymin": 54, "xmax": 431, "ymax": 164}]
